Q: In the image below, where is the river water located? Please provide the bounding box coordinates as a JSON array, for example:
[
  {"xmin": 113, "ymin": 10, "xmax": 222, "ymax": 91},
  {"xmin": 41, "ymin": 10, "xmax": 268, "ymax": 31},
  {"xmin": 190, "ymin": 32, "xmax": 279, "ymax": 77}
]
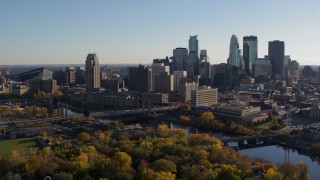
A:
[{"xmin": 239, "ymin": 145, "xmax": 320, "ymax": 180}]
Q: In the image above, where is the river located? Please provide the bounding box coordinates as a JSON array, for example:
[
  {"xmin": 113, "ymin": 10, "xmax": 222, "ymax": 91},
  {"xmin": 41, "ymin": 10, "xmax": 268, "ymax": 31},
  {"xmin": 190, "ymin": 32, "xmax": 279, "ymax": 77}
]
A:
[{"xmin": 239, "ymin": 145, "xmax": 320, "ymax": 180}]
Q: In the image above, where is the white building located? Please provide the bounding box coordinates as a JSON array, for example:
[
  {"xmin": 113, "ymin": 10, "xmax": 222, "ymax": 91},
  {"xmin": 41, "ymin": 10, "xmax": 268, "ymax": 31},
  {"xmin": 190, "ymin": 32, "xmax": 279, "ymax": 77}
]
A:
[{"xmin": 190, "ymin": 86, "xmax": 218, "ymax": 108}]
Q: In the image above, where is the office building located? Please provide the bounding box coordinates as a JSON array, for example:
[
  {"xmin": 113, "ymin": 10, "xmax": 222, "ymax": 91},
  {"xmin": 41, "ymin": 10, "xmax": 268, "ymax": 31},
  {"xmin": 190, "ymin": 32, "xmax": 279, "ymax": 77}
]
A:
[
  {"xmin": 53, "ymin": 70, "xmax": 67, "ymax": 85},
  {"xmin": 213, "ymin": 104, "xmax": 266, "ymax": 124},
  {"xmin": 190, "ymin": 87, "xmax": 218, "ymax": 108},
  {"xmin": 154, "ymin": 72, "xmax": 173, "ymax": 93},
  {"xmin": 180, "ymin": 83, "xmax": 198, "ymax": 102},
  {"xmin": 268, "ymin": 40, "xmax": 285, "ymax": 77},
  {"xmin": 243, "ymin": 36, "xmax": 258, "ymax": 74},
  {"xmin": 189, "ymin": 35, "xmax": 199, "ymax": 57},
  {"xmin": 289, "ymin": 60, "xmax": 299, "ymax": 78},
  {"xmin": 128, "ymin": 65, "xmax": 152, "ymax": 92},
  {"xmin": 28, "ymin": 79, "xmax": 58, "ymax": 94},
  {"xmin": 200, "ymin": 49, "xmax": 208, "ymax": 62},
  {"xmin": 151, "ymin": 63, "xmax": 170, "ymax": 91},
  {"xmin": 101, "ymin": 79, "xmax": 125, "ymax": 92},
  {"xmin": 173, "ymin": 48, "xmax": 188, "ymax": 71},
  {"xmin": 66, "ymin": 67, "xmax": 75, "ymax": 85},
  {"xmin": 185, "ymin": 52, "xmax": 197, "ymax": 79},
  {"xmin": 212, "ymin": 63, "xmax": 239, "ymax": 91},
  {"xmin": 85, "ymin": 53, "xmax": 100, "ymax": 93},
  {"xmin": 228, "ymin": 35, "xmax": 242, "ymax": 68},
  {"xmin": 173, "ymin": 71, "xmax": 187, "ymax": 92},
  {"xmin": 198, "ymin": 61, "xmax": 211, "ymax": 86},
  {"xmin": 253, "ymin": 56, "xmax": 272, "ymax": 77},
  {"xmin": 75, "ymin": 67, "xmax": 85, "ymax": 84},
  {"xmin": 284, "ymin": 55, "xmax": 291, "ymax": 76}
]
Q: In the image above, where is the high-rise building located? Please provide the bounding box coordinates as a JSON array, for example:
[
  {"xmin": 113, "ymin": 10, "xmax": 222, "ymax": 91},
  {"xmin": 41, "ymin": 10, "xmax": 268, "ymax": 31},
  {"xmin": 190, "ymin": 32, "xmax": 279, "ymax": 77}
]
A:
[
  {"xmin": 180, "ymin": 82, "xmax": 198, "ymax": 102},
  {"xmin": 268, "ymin": 40, "xmax": 285, "ymax": 77},
  {"xmin": 284, "ymin": 55, "xmax": 291, "ymax": 76},
  {"xmin": 243, "ymin": 36, "xmax": 258, "ymax": 74},
  {"xmin": 189, "ymin": 35, "xmax": 199, "ymax": 57},
  {"xmin": 151, "ymin": 63, "xmax": 170, "ymax": 91},
  {"xmin": 173, "ymin": 48, "xmax": 188, "ymax": 71},
  {"xmin": 155, "ymin": 72, "xmax": 173, "ymax": 93},
  {"xmin": 128, "ymin": 65, "xmax": 152, "ymax": 92},
  {"xmin": 185, "ymin": 51, "xmax": 198, "ymax": 79},
  {"xmin": 212, "ymin": 63, "xmax": 239, "ymax": 91},
  {"xmin": 200, "ymin": 49, "xmax": 208, "ymax": 62},
  {"xmin": 289, "ymin": 60, "xmax": 299, "ymax": 78},
  {"xmin": 75, "ymin": 67, "xmax": 85, "ymax": 84},
  {"xmin": 66, "ymin": 67, "xmax": 75, "ymax": 86},
  {"xmin": 173, "ymin": 71, "xmax": 187, "ymax": 92},
  {"xmin": 253, "ymin": 56, "xmax": 272, "ymax": 77},
  {"xmin": 228, "ymin": 35, "xmax": 241, "ymax": 67},
  {"xmin": 85, "ymin": 53, "xmax": 100, "ymax": 93}
]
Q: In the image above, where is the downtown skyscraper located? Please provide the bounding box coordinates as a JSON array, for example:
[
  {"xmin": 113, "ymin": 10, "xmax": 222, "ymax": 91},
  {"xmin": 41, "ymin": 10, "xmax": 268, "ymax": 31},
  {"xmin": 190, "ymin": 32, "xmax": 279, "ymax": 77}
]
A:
[
  {"xmin": 268, "ymin": 40, "xmax": 285, "ymax": 77},
  {"xmin": 189, "ymin": 35, "xmax": 199, "ymax": 57},
  {"xmin": 228, "ymin": 35, "xmax": 242, "ymax": 68},
  {"xmin": 85, "ymin": 53, "xmax": 101, "ymax": 93},
  {"xmin": 243, "ymin": 36, "xmax": 258, "ymax": 75},
  {"xmin": 186, "ymin": 35, "xmax": 199, "ymax": 79},
  {"xmin": 172, "ymin": 47, "xmax": 188, "ymax": 71}
]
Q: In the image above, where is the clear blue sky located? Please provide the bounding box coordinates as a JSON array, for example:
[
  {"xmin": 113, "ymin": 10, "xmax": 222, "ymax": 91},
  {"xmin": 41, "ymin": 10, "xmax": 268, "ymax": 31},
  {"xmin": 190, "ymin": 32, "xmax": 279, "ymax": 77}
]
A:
[{"xmin": 1, "ymin": 0, "xmax": 319, "ymax": 65}]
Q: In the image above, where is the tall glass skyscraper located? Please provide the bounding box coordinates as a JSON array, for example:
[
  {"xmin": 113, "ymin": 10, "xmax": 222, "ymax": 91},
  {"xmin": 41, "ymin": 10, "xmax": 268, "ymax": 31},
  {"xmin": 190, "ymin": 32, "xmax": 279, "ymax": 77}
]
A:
[
  {"xmin": 187, "ymin": 35, "xmax": 199, "ymax": 79},
  {"xmin": 189, "ymin": 35, "xmax": 199, "ymax": 57},
  {"xmin": 268, "ymin": 40, "xmax": 285, "ymax": 77},
  {"xmin": 228, "ymin": 35, "xmax": 241, "ymax": 67},
  {"xmin": 243, "ymin": 36, "xmax": 258, "ymax": 74},
  {"xmin": 173, "ymin": 47, "xmax": 188, "ymax": 71}
]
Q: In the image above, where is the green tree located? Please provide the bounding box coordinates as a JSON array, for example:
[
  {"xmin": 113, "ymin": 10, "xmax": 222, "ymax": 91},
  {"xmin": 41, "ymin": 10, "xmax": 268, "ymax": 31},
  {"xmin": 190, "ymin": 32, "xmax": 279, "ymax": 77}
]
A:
[
  {"xmin": 53, "ymin": 172, "xmax": 73, "ymax": 180},
  {"xmin": 112, "ymin": 152, "xmax": 132, "ymax": 171},
  {"xmin": 213, "ymin": 164, "xmax": 242, "ymax": 180},
  {"xmin": 78, "ymin": 132, "xmax": 91, "ymax": 143},
  {"xmin": 279, "ymin": 162, "xmax": 297, "ymax": 180},
  {"xmin": 150, "ymin": 159, "xmax": 177, "ymax": 173}
]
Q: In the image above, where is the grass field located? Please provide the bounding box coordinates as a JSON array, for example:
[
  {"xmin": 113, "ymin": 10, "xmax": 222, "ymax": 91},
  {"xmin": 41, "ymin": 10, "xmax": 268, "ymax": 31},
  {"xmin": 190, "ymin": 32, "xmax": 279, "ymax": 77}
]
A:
[
  {"xmin": 0, "ymin": 137, "xmax": 38, "ymax": 158},
  {"xmin": 257, "ymin": 121, "xmax": 274, "ymax": 129}
]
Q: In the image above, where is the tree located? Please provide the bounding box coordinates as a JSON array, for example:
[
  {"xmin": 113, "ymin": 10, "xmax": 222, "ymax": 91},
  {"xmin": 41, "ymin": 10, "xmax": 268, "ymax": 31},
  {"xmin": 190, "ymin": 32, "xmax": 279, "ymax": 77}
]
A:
[
  {"xmin": 98, "ymin": 131, "xmax": 106, "ymax": 142},
  {"xmin": 265, "ymin": 168, "xmax": 283, "ymax": 180},
  {"xmin": 150, "ymin": 159, "xmax": 177, "ymax": 173},
  {"xmin": 279, "ymin": 162, "xmax": 297, "ymax": 180},
  {"xmin": 112, "ymin": 152, "xmax": 132, "ymax": 171},
  {"xmin": 39, "ymin": 131, "xmax": 47, "ymax": 138},
  {"xmin": 78, "ymin": 132, "xmax": 91, "ymax": 143},
  {"xmin": 53, "ymin": 90, "xmax": 63, "ymax": 98},
  {"xmin": 199, "ymin": 112, "xmax": 215, "ymax": 124},
  {"xmin": 157, "ymin": 124, "xmax": 170, "ymax": 137},
  {"xmin": 188, "ymin": 134, "xmax": 223, "ymax": 147},
  {"xmin": 53, "ymin": 172, "xmax": 73, "ymax": 180},
  {"xmin": 296, "ymin": 162, "xmax": 309, "ymax": 180},
  {"xmin": 154, "ymin": 171, "xmax": 175, "ymax": 180},
  {"xmin": 213, "ymin": 164, "xmax": 242, "ymax": 180},
  {"xmin": 179, "ymin": 115, "xmax": 190, "ymax": 121}
]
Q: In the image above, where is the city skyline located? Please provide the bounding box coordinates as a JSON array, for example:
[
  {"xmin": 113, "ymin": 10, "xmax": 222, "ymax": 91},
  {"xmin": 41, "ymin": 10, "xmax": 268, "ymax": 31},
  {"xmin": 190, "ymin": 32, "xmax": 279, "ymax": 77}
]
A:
[{"xmin": 1, "ymin": 0, "xmax": 320, "ymax": 65}]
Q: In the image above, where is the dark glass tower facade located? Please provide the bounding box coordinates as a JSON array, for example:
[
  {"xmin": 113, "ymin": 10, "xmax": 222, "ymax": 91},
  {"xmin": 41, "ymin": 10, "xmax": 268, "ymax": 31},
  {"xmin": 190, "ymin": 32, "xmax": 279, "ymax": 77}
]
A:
[{"xmin": 243, "ymin": 36, "xmax": 258, "ymax": 75}]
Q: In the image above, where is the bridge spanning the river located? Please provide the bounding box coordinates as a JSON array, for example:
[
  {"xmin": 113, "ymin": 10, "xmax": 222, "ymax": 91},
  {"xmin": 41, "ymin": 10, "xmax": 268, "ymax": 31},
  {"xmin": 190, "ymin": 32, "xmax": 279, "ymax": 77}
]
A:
[
  {"xmin": 220, "ymin": 134, "xmax": 281, "ymax": 144},
  {"xmin": 91, "ymin": 106, "xmax": 175, "ymax": 118}
]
